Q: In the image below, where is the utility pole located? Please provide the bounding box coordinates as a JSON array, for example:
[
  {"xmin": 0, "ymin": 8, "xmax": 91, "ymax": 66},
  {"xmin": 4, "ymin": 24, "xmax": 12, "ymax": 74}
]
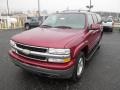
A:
[
  {"xmin": 86, "ymin": 0, "xmax": 93, "ymax": 12},
  {"xmin": 66, "ymin": 6, "xmax": 70, "ymax": 11},
  {"xmin": 90, "ymin": 0, "xmax": 91, "ymax": 11},
  {"xmin": 7, "ymin": 0, "xmax": 10, "ymax": 16},
  {"xmin": 38, "ymin": 0, "xmax": 40, "ymax": 17}
]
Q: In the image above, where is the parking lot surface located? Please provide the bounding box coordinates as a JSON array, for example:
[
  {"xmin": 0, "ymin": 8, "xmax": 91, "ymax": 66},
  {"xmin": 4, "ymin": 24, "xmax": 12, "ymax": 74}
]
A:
[{"xmin": 0, "ymin": 29, "xmax": 120, "ymax": 90}]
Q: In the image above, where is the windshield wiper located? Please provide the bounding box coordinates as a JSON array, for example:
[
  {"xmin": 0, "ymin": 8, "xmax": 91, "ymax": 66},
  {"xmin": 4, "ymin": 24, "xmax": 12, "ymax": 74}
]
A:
[
  {"xmin": 54, "ymin": 26, "xmax": 72, "ymax": 29},
  {"xmin": 41, "ymin": 25, "xmax": 53, "ymax": 28}
]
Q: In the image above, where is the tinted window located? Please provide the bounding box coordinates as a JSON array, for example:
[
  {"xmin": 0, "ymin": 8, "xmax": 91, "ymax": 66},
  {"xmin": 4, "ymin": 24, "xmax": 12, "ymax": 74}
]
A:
[
  {"xmin": 27, "ymin": 17, "xmax": 31, "ymax": 19},
  {"xmin": 42, "ymin": 13, "xmax": 86, "ymax": 29},
  {"xmin": 92, "ymin": 14, "xmax": 98, "ymax": 24},
  {"xmin": 87, "ymin": 14, "xmax": 94, "ymax": 26}
]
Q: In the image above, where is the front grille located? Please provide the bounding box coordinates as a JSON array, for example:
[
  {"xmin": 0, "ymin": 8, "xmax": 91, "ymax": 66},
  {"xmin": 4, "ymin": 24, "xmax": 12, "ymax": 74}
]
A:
[
  {"xmin": 17, "ymin": 51, "xmax": 47, "ymax": 61},
  {"xmin": 16, "ymin": 43, "xmax": 47, "ymax": 53},
  {"xmin": 15, "ymin": 43, "xmax": 48, "ymax": 61}
]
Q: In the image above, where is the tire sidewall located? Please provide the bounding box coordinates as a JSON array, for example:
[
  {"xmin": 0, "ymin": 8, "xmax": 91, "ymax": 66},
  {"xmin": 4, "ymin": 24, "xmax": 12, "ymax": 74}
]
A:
[
  {"xmin": 25, "ymin": 24, "xmax": 30, "ymax": 30},
  {"xmin": 72, "ymin": 52, "xmax": 85, "ymax": 81}
]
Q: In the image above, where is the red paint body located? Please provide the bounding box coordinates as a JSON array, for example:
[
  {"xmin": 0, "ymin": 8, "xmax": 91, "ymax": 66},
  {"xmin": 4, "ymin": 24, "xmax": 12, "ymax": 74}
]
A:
[{"xmin": 9, "ymin": 12, "xmax": 103, "ymax": 71}]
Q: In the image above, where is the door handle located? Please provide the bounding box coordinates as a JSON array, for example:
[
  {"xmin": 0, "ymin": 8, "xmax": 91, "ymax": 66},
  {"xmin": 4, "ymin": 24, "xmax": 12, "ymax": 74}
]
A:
[
  {"xmin": 92, "ymin": 30, "xmax": 99, "ymax": 34},
  {"xmin": 92, "ymin": 31, "xmax": 96, "ymax": 34},
  {"xmin": 89, "ymin": 30, "xmax": 97, "ymax": 35}
]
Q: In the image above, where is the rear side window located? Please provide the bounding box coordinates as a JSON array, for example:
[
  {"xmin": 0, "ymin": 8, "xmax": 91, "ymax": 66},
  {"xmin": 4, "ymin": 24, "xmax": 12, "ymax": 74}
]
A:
[
  {"xmin": 87, "ymin": 14, "xmax": 94, "ymax": 26},
  {"xmin": 106, "ymin": 18, "xmax": 113, "ymax": 22},
  {"xmin": 96, "ymin": 14, "xmax": 102, "ymax": 24},
  {"xmin": 92, "ymin": 14, "xmax": 98, "ymax": 24}
]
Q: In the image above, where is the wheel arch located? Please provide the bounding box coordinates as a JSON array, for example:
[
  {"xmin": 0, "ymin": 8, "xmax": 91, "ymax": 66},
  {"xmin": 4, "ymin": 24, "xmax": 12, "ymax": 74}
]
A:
[
  {"xmin": 81, "ymin": 45, "xmax": 89, "ymax": 58},
  {"xmin": 25, "ymin": 23, "xmax": 29, "ymax": 26},
  {"xmin": 72, "ymin": 41, "xmax": 89, "ymax": 59}
]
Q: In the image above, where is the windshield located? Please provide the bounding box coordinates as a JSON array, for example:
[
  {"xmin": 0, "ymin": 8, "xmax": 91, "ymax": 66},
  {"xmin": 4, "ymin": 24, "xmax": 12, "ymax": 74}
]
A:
[
  {"xmin": 41, "ymin": 13, "xmax": 86, "ymax": 29},
  {"xmin": 103, "ymin": 18, "xmax": 113, "ymax": 22}
]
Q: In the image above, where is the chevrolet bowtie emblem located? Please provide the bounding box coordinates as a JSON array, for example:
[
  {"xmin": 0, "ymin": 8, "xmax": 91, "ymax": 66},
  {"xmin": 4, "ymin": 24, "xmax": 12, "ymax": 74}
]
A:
[{"xmin": 22, "ymin": 49, "xmax": 30, "ymax": 55}]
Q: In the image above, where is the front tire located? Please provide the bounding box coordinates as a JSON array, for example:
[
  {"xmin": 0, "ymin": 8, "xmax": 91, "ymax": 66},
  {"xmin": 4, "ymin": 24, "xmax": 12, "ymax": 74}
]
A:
[{"xmin": 72, "ymin": 52, "xmax": 85, "ymax": 81}]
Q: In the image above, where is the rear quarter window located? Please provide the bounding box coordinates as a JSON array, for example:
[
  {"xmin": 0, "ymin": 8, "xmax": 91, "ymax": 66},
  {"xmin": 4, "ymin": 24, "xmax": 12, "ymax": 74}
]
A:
[
  {"xmin": 96, "ymin": 14, "xmax": 102, "ymax": 24},
  {"xmin": 87, "ymin": 14, "xmax": 94, "ymax": 26},
  {"xmin": 92, "ymin": 14, "xmax": 98, "ymax": 24}
]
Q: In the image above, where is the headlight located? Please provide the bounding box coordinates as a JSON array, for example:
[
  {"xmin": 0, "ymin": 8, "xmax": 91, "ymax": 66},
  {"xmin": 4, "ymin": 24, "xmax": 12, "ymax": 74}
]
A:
[
  {"xmin": 10, "ymin": 40, "xmax": 16, "ymax": 46},
  {"xmin": 11, "ymin": 47, "xmax": 16, "ymax": 52},
  {"xmin": 48, "ymin": 48, "xmax": 70, "ymax": 55},
  {"xmin": 48, "ymin": 48, "xmax": 71, "ymax": 63}
]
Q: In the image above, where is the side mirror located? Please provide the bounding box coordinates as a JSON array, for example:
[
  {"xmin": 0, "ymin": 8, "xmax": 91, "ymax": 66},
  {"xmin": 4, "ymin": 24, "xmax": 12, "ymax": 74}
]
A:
[{"xmin": 90, "ymin": 24, "xmax": 101, "ymax": 30}]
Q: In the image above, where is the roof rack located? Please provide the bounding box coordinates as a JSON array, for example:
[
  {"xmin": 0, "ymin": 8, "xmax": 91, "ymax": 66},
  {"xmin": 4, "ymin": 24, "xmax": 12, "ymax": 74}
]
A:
[{"xmin": 62, "ymin": 10, "xmax": 89, "ymax": 13}]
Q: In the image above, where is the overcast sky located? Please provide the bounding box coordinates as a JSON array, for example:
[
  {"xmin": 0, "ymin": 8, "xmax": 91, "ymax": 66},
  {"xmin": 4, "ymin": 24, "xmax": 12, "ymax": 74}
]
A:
[{"xmin": 0, "ymin": 0, "xmax": 120, "ymax": 13}]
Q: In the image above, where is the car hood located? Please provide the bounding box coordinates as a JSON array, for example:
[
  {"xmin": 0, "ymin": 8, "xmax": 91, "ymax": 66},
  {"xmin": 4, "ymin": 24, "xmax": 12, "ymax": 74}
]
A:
[
  {"xmin": 102, "ymin": 22, "xmax": 113, "ymax": 27},
  {"xmin": 12, "ymin": 27, "xmax": 84, "ymax": 48}
]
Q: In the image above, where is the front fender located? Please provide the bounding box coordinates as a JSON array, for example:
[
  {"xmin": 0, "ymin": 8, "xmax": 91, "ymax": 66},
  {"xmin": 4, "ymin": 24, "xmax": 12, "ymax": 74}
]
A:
[{"xmin": 72, "ymin": 41, "xmax": 88, "ymax": 59}]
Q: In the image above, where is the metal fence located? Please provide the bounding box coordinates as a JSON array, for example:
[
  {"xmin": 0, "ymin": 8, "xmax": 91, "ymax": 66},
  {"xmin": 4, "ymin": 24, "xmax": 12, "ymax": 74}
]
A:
[{"xmin": 0, "ymin": 16, "xmax": 25, "ymax": 30}]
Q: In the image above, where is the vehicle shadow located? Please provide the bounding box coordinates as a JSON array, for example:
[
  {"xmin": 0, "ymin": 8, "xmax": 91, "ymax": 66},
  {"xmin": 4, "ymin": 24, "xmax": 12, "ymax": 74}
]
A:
[{"xmin": 17, "ymin": 68, "xmax": 80, "ymax": 90}]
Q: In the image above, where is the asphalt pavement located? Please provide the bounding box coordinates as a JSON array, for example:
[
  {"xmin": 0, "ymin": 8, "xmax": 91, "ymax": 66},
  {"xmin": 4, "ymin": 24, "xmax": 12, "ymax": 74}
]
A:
[{"xmin": 0, "ymin": 29, "xmax": 120, "ymax": 90}]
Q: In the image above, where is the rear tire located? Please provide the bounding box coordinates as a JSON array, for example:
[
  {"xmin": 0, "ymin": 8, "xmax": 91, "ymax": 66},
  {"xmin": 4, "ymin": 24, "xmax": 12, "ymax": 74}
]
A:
[
  {"xmin": 72, "ymin": 52, "xmax": 85, "ymax": 82},
  {"xmin": 25, "ymin": 24, "xmax": 30, "ymax": 30},
  {"xmin": 110, "ymin": 28, "xmax": 113, "ymax": 32}
]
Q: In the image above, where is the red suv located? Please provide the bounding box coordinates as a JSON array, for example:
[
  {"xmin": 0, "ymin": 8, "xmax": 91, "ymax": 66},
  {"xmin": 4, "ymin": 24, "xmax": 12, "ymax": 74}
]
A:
[{"xmin": 9, "ymin": 10, "xmax": 103, "ymax": 81}]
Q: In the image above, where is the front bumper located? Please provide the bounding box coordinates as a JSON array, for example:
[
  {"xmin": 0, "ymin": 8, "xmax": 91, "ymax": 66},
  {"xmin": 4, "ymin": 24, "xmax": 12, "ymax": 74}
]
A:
[
  {"xmin": 9, "ymin": 51, "xmax": 74, "ymax": 78},
  {"xmin": 103, "ymin": 26, "xmax": 113, "ymax": 29}
]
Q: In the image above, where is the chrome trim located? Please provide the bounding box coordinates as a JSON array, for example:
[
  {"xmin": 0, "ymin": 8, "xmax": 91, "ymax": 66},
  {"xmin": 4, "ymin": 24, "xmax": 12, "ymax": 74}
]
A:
[
  {"xmin": 12, "ymin": 45, "xmax": 70, "ymax": 59},
  {"xmin": 16, "ymin": 51, "xmax": 47, "ymax": 61},
  {"xmin": 15, "ymin": 42, "xmax": 48, "ymax": 50}
]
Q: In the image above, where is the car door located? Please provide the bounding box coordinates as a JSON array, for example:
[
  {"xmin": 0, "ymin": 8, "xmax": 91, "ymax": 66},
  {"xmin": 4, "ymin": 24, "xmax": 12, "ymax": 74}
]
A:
[
  {"xmin": 30, "ymin": 17, "xmax": 39, "ymax": 27},
  {"xmin": 92, "ymin": 14, "xmax": 102, "ymax": 44},
  {"xmin": 95, "ymin": 14, "xmax": 103, "ymax": 42},
  {"xmin": 85, "ymin": 14, "xmax": 97, "ymax": 51}
]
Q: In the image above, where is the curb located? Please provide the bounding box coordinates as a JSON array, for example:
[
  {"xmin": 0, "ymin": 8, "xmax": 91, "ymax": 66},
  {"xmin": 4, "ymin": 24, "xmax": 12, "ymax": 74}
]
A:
[{"xmin": 0, "ymin": 28, "xmax": 24, "ymax": 31}]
